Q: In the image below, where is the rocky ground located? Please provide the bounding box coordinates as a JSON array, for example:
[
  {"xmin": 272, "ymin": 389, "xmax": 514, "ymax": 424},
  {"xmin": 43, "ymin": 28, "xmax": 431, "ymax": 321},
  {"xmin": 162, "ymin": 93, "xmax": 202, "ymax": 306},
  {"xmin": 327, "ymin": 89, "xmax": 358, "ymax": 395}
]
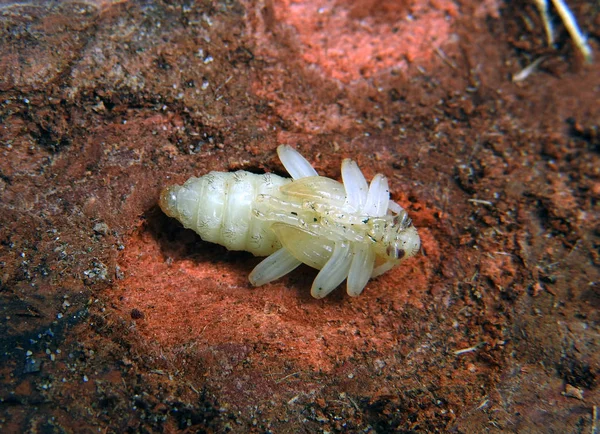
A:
[{"xmin": 0, "ymin": 0, "xmax": 598, "ymax": 432}]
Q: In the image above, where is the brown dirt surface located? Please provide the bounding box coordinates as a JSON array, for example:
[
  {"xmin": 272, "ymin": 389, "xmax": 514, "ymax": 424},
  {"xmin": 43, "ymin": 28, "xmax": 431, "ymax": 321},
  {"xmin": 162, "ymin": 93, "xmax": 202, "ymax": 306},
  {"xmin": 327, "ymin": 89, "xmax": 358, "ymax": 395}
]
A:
[{"xmin": 1, "ymin": 0, "xmax": 599, "ymax": 432}]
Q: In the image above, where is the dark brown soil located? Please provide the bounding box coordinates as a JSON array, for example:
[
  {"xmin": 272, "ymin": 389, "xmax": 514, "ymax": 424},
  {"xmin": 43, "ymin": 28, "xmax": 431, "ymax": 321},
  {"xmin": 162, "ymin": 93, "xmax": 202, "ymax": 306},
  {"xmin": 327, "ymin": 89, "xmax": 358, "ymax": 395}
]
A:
[{"xmin": 1, "ymin": 0, "xmax": 598, "ymax": 432}]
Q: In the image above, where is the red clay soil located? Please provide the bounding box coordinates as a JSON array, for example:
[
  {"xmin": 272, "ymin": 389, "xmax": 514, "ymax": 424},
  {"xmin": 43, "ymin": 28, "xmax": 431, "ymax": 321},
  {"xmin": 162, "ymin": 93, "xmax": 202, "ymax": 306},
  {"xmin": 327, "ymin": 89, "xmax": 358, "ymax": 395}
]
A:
[{"xmin": 1, "ymin": 0, "xmax": 599, "ymax": 432}]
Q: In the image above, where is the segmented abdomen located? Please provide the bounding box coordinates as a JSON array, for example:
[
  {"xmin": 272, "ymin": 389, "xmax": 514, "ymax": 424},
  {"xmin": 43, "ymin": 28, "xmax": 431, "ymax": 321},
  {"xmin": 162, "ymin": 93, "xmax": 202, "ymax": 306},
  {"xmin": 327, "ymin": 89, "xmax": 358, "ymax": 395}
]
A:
[{"xmin": 159, "ymin": 171, "xmax": 291, "ymax": 256}]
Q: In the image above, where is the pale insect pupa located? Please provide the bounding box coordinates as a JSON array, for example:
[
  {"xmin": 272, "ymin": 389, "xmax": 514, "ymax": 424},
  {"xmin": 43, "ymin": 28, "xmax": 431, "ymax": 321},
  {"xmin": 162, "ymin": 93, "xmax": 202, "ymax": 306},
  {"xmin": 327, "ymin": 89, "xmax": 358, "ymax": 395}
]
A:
[{"xmin": 159, "ymin": 145, "xmax": 420, "ymax": 298}]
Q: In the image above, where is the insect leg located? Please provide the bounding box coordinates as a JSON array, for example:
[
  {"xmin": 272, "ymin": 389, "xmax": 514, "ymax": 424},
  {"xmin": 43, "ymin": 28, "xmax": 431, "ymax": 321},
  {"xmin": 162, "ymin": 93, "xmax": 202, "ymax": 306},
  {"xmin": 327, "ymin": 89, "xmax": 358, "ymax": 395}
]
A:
[
  {"xmin": 363, "ymin": 174, "xmax": 390, "ymax": 217},
  {"xmin": 310, "ymin": 241, "xmax": 353, "ymax": 299},
  {"xmin": 346, "ymin": 244, "xmax": 375, "ymax": 297},
  {"xmin": 341, "ymin": 159, "xmax": 368, "ymax": 211},
  {"xmin": 387, "ymin": 200, "xmax": 404, "ymax": 215},
  {"xmin": 371, "ymin": 260, "xmax": 397, "ymax": 278},
  {"xmin": 249, "ymin": 247, "xmax": 302, "ymax": 286},
  {"xmin": 277, "ymin": 145, "xmax": 319, "ymax": 180}
]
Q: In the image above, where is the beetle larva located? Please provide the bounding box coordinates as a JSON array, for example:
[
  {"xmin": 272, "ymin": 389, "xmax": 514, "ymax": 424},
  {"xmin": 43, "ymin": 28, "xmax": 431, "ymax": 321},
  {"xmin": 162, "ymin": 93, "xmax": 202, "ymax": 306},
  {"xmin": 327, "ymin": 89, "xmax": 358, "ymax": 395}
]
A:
[{"xmin": 159, "ymin": 145, "xmax": 420, "ymax": 298}]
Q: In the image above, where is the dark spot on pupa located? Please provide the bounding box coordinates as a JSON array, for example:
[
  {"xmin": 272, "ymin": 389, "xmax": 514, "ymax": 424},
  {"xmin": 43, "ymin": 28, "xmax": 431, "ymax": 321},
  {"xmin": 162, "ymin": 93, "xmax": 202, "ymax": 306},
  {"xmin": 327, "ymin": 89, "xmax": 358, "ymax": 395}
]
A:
[{"xmin": 386, "ymin": 246, "xmax": 405, "ymax": 259}]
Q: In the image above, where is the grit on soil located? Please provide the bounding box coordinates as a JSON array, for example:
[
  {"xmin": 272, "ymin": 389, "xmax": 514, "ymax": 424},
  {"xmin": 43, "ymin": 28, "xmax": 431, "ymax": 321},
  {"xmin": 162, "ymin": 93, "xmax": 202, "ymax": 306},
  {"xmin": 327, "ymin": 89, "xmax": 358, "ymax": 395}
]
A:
[{"xmin": 0, "ymin": 0, "xmax": 598, "ymax": 432}]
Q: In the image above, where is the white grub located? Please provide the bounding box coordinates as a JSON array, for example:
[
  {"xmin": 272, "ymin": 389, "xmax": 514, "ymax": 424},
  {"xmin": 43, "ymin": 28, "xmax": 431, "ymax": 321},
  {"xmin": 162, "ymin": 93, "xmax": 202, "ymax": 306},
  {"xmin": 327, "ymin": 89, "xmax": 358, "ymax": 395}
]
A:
[
  {"xmin": 512, "ymin": 56, "xmax": 546, "ymax": 82},
  {"xmin": 159, "ymin": 145, "xmax": 420, "ymax": 298}
]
